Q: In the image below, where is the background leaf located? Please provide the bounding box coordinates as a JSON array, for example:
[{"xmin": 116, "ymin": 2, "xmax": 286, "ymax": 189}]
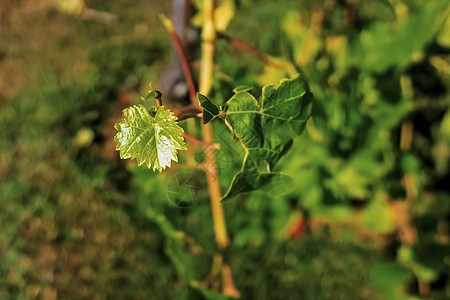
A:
[
  {"xmin": 369, "ymin": 262, "xmax": 412, "ymax": 300},
  {"xmin": 352, "ymin": 0, "xmax": 449, "ymax": 73}
]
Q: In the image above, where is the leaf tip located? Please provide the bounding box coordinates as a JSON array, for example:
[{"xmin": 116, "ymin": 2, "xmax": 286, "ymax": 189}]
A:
[{"xmin": 232, "ymin": 85, "xmax": 253, "ymax": 93}]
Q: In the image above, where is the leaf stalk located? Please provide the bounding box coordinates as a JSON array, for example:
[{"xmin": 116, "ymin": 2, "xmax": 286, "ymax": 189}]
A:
[
  {"xmin": 155, "ymin": 90, "xmax": 163, "ymax": 108},
  {"xmin": 217, "ymin": 32, "xmax": 289, "ymax": 70},
  {"xmin": 160, "ymin": 14, "xmax": 199, "ymax": 106}
]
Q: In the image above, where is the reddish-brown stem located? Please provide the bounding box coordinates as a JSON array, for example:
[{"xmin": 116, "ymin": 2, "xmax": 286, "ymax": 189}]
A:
[
  {"xmin": 217, "ymin": 32, "xmax": 288, "ymax": 70},
  {"xmin": 162, "ymin": 5, "xmax": 237, "ymax": 296},
  {"xmin": 177, "ymin": 112, "xmax": 201, "ymax": 121},
  {"xmin": 175, "ymin": 104, "xmax": 202, "ymax": 121},
  {"xmin": 161, "ymin": 16, "xmax": 199, "ymax": 106},
  {"xmin": 418, "ymin": 281, "xmax": 431, "ymax": 298},
  {"xmin": 222, "ymin": 264, "xmax": 240, "ymax": 298},
  {"xmin": 179, "ymin": 103, "xmax": 202, "ymax": 114},
  {"xmin": 182, "ymin": 132, "xmax": 220, "ymax": 149}
]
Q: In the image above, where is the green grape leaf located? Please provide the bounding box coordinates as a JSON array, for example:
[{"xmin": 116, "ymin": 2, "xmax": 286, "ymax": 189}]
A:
[
  {"xmin": 198, "ymin": 93, "xmax": 220, "ymax": 124},
  {"xmin": 140, "ymin": 83, "xmax": 160, "ymax": 112},
  {"xmin": 233, "ymin": 85, "xmax": 253, "ymax": 93},
  {"xmin": 141, "ymin": 82, "xmax": 157, "ymax": 102},
  {"xmin": 222, "ymin": 75, "xmax": 313, "ymax": 201},
  {"xmin": 353, "ymin": 0, "xmax": 449, "ymax": 73},
  {"xmin": 114, "ymin": 105, "xmax": 187, "ymax": 172}
]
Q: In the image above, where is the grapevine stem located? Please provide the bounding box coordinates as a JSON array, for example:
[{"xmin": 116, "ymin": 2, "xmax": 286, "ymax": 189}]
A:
[
  {"xmin": 181, "ymin": 132, "xmax": 221, "ymax": 149},
  {"xmin": 162, "ymin": 3, "xmax": 238, "ymax": 296},
  {"xmin": 176, "ymin": 112, "xmax": 201, "ymax": 121},
  {"xmin": 160, "ymin": 14, "xmax": 200, "ymax": 174},
  {"xmin": 217, "ymin": 32, "xmax": 288, "ymax": 70},
  {"xmin": 199, "ymin": 0, "xmax": 228, "ymax": 250},
  {"xmin": 155, "ymin": 90, "xmax": 163, "ymax": 108},
  {"xmin": 160, "ymin": 14, "xmax": 199, "ymax": 106},
  {"xmin": 200, "ymin": 0, "xmax": 239, "ymax": 298},
  {"xmin": 179, "ymin": 103, "xmax": 202, "ymax": 114}
]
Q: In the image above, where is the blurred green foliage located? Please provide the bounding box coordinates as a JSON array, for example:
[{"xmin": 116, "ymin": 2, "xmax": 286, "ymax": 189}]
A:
[{"xmin": 0, "ymin": 0, "xmax": 449, "ymax": 299}]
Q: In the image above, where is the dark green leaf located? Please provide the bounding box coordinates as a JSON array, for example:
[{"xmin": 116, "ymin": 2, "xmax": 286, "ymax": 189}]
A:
[
  {"xmin": 398, "ymin": 243, "xmax": 450, "ymax": 281},
  {"xmin": 198, "ymin": 93, "xmax": 220, "ymax": 124},
  {"xmin": 222, "ymin": 75, "xmax": 313, "ymax": 200}
]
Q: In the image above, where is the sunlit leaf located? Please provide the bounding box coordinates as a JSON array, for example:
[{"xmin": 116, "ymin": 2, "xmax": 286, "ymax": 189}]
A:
[
  {"xmin": 53, "ymin": 0, "xmax": 84, "ymax": 16},
  {"xmin": 214, "ymin": 0, "xmax": 235, "ymax": 32},
  {"xmin": 191, "ymin": 0, "xmax": 235, "ymax": 32},
  {"xmin": 114, "ymin": 105, "xmax": 186, "ymax": 172}
]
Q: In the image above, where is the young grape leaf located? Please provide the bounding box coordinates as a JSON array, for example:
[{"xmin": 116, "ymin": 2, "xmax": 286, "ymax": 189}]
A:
[
  {"xmin": 141, "ymin": 82, "xmax": 157, "ymax": 102},
  {"xmin": 233, "ymin": 85, "xmax": 253, "ymax": 93},
  {"xmin": 222, "ymin": 75, "xmax": 313, "ymax": 201},
  {"xmin": 114, "ymin": 105, "xmax": 187, "ymax": 172},
  {"xmin": 198, "ymin": 93, "xmax": 220, "ymax": 124},
  {"xmin": 140, "ymin": 83, "xmax": 160, "ymax": 112}
]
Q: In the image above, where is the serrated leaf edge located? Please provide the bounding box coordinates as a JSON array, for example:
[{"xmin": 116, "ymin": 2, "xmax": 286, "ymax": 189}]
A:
[
  {"xmin": 114, "ymin": 105, "xmax": 186, "ymax": 172},
  {"xmin": 221, "ymin": 75, "xmax": 311, "ymax": 200}
]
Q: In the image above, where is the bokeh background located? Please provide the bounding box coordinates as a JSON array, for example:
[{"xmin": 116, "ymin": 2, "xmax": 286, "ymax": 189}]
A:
[{"xmin": 0, "ymin": 0, "xmax": 449, "ymax": 299}]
